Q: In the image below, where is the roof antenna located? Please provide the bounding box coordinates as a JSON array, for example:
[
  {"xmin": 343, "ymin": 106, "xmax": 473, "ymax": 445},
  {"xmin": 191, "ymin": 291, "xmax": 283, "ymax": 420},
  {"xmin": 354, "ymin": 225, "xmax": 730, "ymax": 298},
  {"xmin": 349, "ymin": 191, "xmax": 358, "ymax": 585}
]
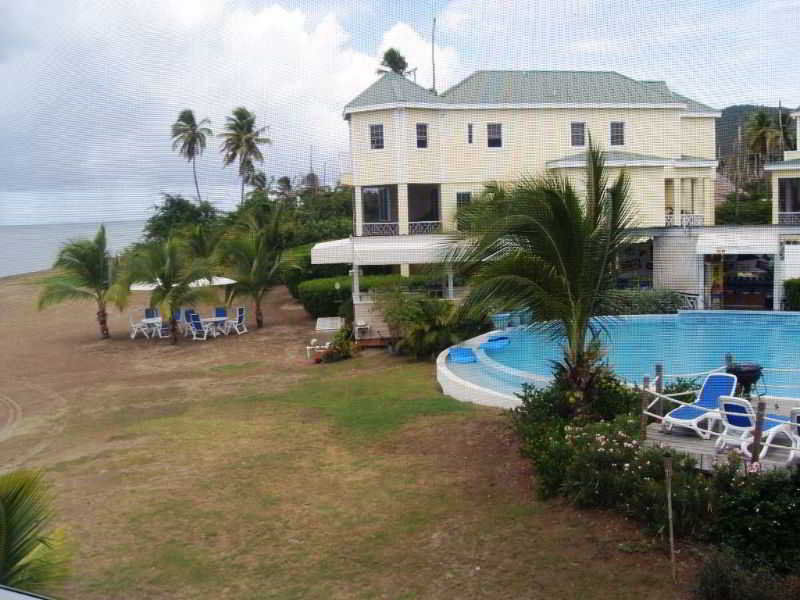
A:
[{"xmin": 431, "ymin": 17, "xmax": 437, "ymax": 95}]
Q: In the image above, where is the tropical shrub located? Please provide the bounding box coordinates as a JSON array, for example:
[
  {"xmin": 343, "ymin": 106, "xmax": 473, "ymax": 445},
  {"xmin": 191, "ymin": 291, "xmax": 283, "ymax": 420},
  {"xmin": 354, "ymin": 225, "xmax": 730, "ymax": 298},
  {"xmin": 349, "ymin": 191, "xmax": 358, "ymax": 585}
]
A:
[
  {"xmin": 0, "ymin": 470, "xmax": 69, "ymax": 594},
  {"xmin": 144, "ymin": 193, "xmax": 219, "ymax": 241},
  {"xmin": 296, "ymin": 274, "xmax": 435, "ymax": 318},
  {"xmin": 694, "ymin": 548, "xmax": 787, "ymax": 600},
  {"xmin": 604, "ymin": 289, "xmax": 686, "ymax": 315},
  {"xmin": 318, "ymin": 326, "xmax": 355, "ymax": 363},
  {"xmin": 784, "ymin": 277, "xmax": 800, "ymax": 311}
]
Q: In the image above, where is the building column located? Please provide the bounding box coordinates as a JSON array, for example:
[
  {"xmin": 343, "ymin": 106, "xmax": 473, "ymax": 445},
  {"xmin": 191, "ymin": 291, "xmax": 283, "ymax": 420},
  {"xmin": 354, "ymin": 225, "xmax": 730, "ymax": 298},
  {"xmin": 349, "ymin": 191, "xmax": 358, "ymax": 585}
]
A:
[
  {"xmin": 351, "ymin": 266, "xmax": 361, "ymax": 302},
  {"xmin": 354, "ymin": 185, "xmax": 362, "ymax": 236},
  {"xmin": 702, "ymin": 177, "xmax": 714, "ymax": 225},
  {"xmin": 772, "ymin": 172, "xmax": 780, "ymax": 224},
  {"xmin": 400, "ymin": 264, "xmax": 410, "ymax": 277},
  {"xmin": 674, "ymin": 178, "xmax": 683, "ymax": 225},
  {"xmin": 398, "ymin": 183, "xmax": 409, "ymax": 235},
  {"xmin": 446, "ymin": 267, "xmax": 455, "ymax": 300}
]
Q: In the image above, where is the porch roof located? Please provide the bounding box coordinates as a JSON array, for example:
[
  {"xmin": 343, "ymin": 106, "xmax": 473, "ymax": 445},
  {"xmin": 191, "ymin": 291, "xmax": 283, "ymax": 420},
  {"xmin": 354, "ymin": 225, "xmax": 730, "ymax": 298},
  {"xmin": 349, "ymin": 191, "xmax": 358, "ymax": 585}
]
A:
[
  {"xmin": 547, "ymin": 151, "xmax": 716, "ymax": 169},
  {"xmin": 765, "ymin": 158, "xmax": 800, "ymax": 171},
  {"xmin": 311, "ymin": 234, "xmax": 456, "ymax": 265}
]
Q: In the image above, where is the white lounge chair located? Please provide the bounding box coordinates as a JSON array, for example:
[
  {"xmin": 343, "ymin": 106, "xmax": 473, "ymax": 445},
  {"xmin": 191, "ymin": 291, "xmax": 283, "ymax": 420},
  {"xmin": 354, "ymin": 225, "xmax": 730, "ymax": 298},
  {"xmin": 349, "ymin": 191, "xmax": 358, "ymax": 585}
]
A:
[
  {"xmin": 786, "ymin": 407, "xmax": 800, "ymax": 465},
  {"xmin": 129, "ymin": 315, "xmax": 150, "ymax": 339},
  {"xmin": 715, "ymin": 395, "xmax": 791, "ymax": 460},
  {"xmin": 225, "ymin": 307, "xmax": 248, "ymax": 336},
  {"xmin": 662, "ymin": 373, "xmax": 737, "ymax": 439}
]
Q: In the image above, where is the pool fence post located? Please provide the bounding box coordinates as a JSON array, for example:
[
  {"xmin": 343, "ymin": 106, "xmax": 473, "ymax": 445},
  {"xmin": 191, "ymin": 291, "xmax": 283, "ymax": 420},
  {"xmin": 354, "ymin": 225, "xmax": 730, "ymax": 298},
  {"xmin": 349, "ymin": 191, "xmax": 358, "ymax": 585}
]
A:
[
  {"xmin": 750, "ymin": 398, "xmax": 767, "ymax": 469},
  {"xmin": 655, "ymin": 363, "xmax": 664, "ymax": 415},
  {"xmin": 641, "ymin": 376, "xmax": 650, "ymax": 440}
]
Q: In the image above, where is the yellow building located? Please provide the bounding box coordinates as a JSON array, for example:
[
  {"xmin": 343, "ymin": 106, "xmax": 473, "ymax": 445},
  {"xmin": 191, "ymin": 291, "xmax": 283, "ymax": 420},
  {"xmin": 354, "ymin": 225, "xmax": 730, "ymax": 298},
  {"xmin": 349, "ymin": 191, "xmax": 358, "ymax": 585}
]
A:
[{"xmin": 766, "ymin": 110, "xmax": 800, "ymax": 225}]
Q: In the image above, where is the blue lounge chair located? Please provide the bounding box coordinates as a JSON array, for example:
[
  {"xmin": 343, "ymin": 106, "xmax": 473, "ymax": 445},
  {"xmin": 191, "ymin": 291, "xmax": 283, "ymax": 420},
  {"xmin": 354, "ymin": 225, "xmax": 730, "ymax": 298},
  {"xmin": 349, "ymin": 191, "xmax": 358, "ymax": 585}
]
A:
[
  {"xmin": 215, "ymin": 307, "xmax": 227, "ymax": 318},
  {"xmin": 183, "ymin": 309, "xmax": 196, "ymax": 337},
  {"xmin": 715, "ymin": 395, "xmax": 790, "ymax": 460},
  {"xmin": 661, "ymin": 373, "xmax": 737, "ymax": 439},
  {"xmin": 144, "ymin": 307, "xmax": 159, "ymax": 319}
]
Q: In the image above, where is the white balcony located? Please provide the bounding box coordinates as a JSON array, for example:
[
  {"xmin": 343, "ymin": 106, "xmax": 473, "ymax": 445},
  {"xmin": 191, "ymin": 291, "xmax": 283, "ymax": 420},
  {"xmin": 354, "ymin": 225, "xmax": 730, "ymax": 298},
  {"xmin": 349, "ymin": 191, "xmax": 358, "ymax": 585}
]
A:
[{"xmin": 778, "ymin": 212, "xmax": 800, "ymax": 225}]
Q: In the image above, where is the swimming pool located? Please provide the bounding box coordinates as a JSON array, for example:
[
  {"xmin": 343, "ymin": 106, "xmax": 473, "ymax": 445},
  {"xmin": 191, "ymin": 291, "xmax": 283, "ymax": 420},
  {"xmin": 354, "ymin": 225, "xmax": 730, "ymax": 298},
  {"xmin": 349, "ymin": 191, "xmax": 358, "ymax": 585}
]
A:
[{"xmin": 438, "ymin": 311, "xmax": 800, "ymax": 407}]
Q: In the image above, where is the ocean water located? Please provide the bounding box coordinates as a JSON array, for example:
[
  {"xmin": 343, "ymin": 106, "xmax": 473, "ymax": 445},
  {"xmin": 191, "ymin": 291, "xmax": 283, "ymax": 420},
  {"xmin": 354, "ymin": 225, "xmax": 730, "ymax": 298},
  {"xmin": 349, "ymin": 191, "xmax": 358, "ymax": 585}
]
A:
[{"xmin": 0, "ymin": 220, "xmax": 146, "ymax": 278}]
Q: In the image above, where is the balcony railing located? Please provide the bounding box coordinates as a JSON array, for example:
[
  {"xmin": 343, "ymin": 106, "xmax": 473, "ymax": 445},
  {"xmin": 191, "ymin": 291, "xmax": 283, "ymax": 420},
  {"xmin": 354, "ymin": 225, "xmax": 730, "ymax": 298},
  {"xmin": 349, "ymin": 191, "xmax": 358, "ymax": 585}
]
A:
[
  {"xmin": 665, "ymin": 214, "xmax": 704, "ymax": 227},
  {"xmin": 362, "ymin": 222, "xmax": 398, "ymax": 236},
  {"xmin": 409, "ymin": 220, "xmax": 442, "ymax": 234},
  {"xmin": 779, "ymin": 212, "xmax": 800, "ymax": 225}
]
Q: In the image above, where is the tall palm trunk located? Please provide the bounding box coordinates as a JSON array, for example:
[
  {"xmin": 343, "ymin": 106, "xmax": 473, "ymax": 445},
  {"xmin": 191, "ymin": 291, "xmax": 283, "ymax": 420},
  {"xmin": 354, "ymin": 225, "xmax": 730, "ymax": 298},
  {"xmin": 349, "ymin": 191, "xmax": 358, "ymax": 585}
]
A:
[
  {"xmin": 192, "ymin": 157, "xmax": 201, "ymax": 201},
  {"xmin": 170, "ymin": 316, "xmax": 180, "ymax": 345},
  {"xmin": 255, "ymin": 297, "xmax": 264, "ymax": 328},
  {"xmin": 96, "ymin": 301, "xmax": 109, "ymax": 339}
]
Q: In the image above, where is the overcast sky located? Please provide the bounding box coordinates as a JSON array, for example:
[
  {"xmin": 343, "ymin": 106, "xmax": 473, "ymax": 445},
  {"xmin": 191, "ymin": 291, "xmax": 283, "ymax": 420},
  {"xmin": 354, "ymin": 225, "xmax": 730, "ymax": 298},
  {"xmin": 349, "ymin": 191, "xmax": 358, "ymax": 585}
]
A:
[{"xmin": 1, "ymin": 0, "xmax": 798, "ymax": 225}]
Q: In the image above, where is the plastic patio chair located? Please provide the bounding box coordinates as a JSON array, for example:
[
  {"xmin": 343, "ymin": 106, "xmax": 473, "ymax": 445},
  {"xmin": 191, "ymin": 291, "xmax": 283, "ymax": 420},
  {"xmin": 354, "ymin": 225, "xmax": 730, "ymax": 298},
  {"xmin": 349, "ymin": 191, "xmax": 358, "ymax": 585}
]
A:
[
  {"xmin": 129, "ymin": 314, "xmax": 150, "ymax": 339},
  {"xmin": 715, "ymin": 395, "xmax": 791, "ymax": 461},
  {"xmin": 786, "ymin": 407, "xmax": 800, "ymax": 465},
  {"xmin": 661, "ymin": 373, "xmax": 737, "ymax": 439},
  {"xmin": 189, "ymin": 313, "xmax": 213, "ymax": 341},
  {"xmin": 225, "ymin": 307, "xmax": 248, "ymax": 335}
]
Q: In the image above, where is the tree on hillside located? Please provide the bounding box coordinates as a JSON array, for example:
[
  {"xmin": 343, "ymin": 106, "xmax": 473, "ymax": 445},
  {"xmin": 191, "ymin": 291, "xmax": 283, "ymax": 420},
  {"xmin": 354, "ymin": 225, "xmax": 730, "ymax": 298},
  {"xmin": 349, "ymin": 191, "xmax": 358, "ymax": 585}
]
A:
[
  {"xmin": 0, "ymin": 470, "xmax": 69, "ymax": 594},
  {"xmin": 746, "ymin": 110, "xmax": 781, "ymax": 171},
  {"xmin": 220, "ymin": 107, "xmax": 271, "ymax": 206},
  {"xmin": 449, "ymin": 139, "xmax": 636, "ymax": 418},
  {"xmin": 171, "ymin": 109, "xmax": 213, "ymax": 201},
  {"xmin": 144, "ymin": 193, "xmax": 218, "ymax": 242},
  {"xmin": 378, "ymin": 48, "xmax": 408, "ymax": 75},
  {"xmin": 38, "ymin": 225, "xmax": 117, "ymax": 339}
]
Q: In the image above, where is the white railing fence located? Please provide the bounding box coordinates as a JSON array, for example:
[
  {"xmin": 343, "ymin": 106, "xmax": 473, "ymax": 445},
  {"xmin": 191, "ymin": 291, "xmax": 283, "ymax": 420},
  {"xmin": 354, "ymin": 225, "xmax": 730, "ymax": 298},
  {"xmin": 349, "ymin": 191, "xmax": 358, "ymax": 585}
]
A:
[
  {"xmin": 681, "ymin": 214, "xmax": 704, "ymax": 227},
  {"xmin": 408, "ymin": 220, "xmax": 442, "ymax": 234},
  {"xmin": 362, "ymin": 222, "xmax": 399, "ymax": 236},
  {"xmin": 778, "ymin": 212, "xmax": 800, "ymax": 225}
]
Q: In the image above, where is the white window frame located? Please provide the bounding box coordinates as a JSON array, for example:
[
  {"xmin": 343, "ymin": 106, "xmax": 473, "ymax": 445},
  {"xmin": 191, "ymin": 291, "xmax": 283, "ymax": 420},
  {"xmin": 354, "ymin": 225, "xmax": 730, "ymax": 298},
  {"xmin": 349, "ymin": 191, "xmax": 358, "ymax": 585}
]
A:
[
  {"xmin": 610, "ymin": 121, "xmax": 625, "ymax": 146},
  {"xmin": 570, "ymin": 121, "xmax": 586, "ymax": 147},
  {"xmin": 467, "ymin": 123, "xmax": 473, "ymax": 144},
  {"xmin": 487, "ymin": 123, "xmax": 502, "ymax": 148},
  {"xmin": 456, "ymin": 192, "xmax": 472, "ymax": 209},
  {"xmin": 369, "ymin": 124, "xmax": 384, "ymax": 150},
  {"xmin": 416, "ymin": 123, "xmax": 428, "ymax": 149}
]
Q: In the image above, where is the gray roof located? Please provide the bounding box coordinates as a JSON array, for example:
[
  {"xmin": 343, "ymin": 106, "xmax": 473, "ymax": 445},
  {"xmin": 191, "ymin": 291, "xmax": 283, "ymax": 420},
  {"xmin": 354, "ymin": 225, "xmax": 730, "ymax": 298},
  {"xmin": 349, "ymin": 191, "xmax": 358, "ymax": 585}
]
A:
[
  {"xmin": 440, "ymin": 71, "xmax": 681, "ymax": 105},
  {"xmin": 345, "ymin": 72, "xmax": 441, "ymax": 110},
  {"xmin": 345, "ymin": 70, "xmax": 719, "ymax": 114}
]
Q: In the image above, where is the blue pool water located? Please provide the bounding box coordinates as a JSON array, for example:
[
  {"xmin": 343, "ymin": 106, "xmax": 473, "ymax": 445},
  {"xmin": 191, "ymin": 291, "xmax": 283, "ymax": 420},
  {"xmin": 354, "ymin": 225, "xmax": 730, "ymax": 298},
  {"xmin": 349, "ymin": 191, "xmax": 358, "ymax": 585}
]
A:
[{"xmin": 448, "ymin": 311, "xmax": 800, "ymax": 398}]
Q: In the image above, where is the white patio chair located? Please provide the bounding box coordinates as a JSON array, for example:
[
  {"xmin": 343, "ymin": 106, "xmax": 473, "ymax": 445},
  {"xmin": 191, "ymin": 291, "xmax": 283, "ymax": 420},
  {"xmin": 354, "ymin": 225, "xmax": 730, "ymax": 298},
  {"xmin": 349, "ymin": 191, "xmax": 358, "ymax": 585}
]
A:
[
  {"xmin": 787, "ymin": 407, "xmax": 800, "ymax": 465},
  {"xmin": 225, "ymin": 307, "xmax": 248, "ymax": 336},
  {"xmin": 305, "ymin": 338, "xmax": 331, "ymax": 359},
  {"xmin": 715, "ymin": 395, "xmax": 791, "ymax": 461},
  {"xmin": 129, "ymin": 315, "xmax": 150, "ymax": 339},
  {"xmin": 189, "ymin": 313, "xmax": 214, "ymax": 341}
]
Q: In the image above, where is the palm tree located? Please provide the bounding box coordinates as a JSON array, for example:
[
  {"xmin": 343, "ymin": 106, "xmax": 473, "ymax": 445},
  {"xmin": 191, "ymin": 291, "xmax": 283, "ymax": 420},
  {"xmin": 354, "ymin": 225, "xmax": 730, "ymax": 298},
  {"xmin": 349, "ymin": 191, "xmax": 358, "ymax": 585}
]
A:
[
  {"xmin": 171, "ymin": 109, "xmax": 213, "ymax": 201},
  {"xmin": 181, "ymin": 223, "xmax": 223, "ymax": 261},
  {"xmin": 745, "ymin": 110, "xmax": 781, "ymax": 172},
  {"xmin": 217, "ymin": 207, "xmax": 286, "ymax": 328},
  {"xmin": 448, "ymin": 140, "xmax": 635, "ymax": 415},
  {"xmin": 219, "ymin": 107, "xmax": 271, "ymax": 206},
  {"xmin": 378, "ymin": 48, "xmax": 407, "ymax": 75},
  {"xmin": 0, "ymin": 470, "xmax": 69, "ymax": 594},
  {"xmin": 123, "ymin": 238, "xmax": 217, "ymax": 344},
  {"xmin": 38, "ymin": 225, "xmax": 116, "ymax": 339}
]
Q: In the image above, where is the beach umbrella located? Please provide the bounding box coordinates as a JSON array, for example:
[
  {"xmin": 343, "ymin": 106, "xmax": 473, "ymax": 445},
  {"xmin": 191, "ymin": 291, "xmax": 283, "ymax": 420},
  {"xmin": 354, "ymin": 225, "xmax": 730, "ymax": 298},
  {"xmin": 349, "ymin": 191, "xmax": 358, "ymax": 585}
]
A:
[{"xmin": 129, "ymin": 276, "xmax": 236, "ymax": 291}]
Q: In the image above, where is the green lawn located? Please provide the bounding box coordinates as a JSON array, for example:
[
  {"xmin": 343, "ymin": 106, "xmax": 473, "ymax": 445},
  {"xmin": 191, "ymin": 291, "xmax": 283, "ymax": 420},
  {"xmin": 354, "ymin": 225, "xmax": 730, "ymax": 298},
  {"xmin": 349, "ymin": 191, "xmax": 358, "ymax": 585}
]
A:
[{"xmin": 41, "ymin": 354, "xmax": 691, "ymax": 599}]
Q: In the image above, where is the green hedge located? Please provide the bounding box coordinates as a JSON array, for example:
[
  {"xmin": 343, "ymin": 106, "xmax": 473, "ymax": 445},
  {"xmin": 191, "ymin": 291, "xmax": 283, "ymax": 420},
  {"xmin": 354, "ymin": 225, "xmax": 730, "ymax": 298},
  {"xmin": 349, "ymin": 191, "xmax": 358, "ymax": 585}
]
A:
[
  {"xmin": 296, "ymin": 274, "xmax": 436, "ymax": 318},
  {"xmin": 281, "ymin": 244, "xmax": 349, "ymax": 299},
  {"xmin": 511, "ymin": 381, "xmax": 800, "ymax": 574},
  {"xmin": 784, "ymin": 278, "xmax": 800, "ymax": 311}
]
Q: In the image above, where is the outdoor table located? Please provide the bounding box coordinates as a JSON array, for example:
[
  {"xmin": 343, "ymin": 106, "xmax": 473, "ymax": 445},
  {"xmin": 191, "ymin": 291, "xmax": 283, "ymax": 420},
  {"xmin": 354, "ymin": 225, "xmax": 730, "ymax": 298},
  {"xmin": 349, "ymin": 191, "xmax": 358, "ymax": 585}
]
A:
[
  {"xmin": 201, "ymin": 316, "xmax": 228, "ymax": 336},
  {"xmin": 140, "ymin": 317, "xmax": 163, "ymax": 338}
]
